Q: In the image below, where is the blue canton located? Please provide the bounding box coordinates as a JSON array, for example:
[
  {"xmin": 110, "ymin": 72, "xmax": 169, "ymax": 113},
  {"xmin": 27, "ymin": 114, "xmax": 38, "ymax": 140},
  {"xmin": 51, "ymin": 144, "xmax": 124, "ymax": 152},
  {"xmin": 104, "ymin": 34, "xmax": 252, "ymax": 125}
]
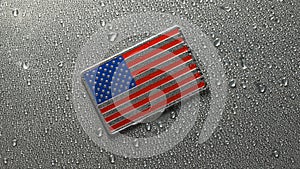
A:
[{"xmin": 83, "ymin": 56, "xmax": 136, "ymax": 104}]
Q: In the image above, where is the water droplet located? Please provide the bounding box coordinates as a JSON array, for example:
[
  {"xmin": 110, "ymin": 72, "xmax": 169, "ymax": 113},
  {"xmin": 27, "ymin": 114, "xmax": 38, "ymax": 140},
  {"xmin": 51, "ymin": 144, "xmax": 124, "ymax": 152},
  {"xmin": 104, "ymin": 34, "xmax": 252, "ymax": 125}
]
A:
[
  {"xmin": 280, "ymin": 77, "xmax": 288, "ymax": 87},
  {"xmin": 241, "ymin": 80, "xmax": 247, "ymax": 89},
  {"xmin": 290, "ymin": 93, "xmax": 295, "ymax": 100},
  {"xmin": 256, "ymin": 83, "xmax": 266, "ymax": 93},
  {"xmin": 229, "ymin": 79, "xmax": 236, "ymax": 88},
  {"xmin": 157, "ymin": 121, "xmax": 163, "ymax": 128},
  {"xmin": 100, "ymin": 1, "xmax": 105, "ymax": 7},
  {"xmin": 12, "ymin": 9, "xmax": 19, "ymax": 17},
  {"xmin": 145, "ymin": 123, "xmax": 151, "ymax": 131},
  {"xmin": 223, "ymin": 58, "xmax": 231, "ymax": 67},
  {"xmin": 12, "ymin": 139, "xmax": 17, "ymax": 147},
  {"xmin": 51, "ymin": 159, "xmax": 55, "ymax": 166},
  {"xmin": 27, "ymin": 79, "xmax": 31, "ymax": 86},
  {"xmin": 133, "ymin": 138, "xmax": 139, "ymax": 147},
  {"xmin": 100, "ymin": 20, "xmax": 106, "ymax": 27},
  {"xmin": 273, "ymin": 150, "xmax": 280, "ymax": 158},
  {"xmin": 240, "ymin": 57, "xmax": 247, "ymax": 69},
  {"xmin": 22, "ymin": 62, "xmax": 29, "ymax": 70},
  {"xmin": 57, "ymin": 61, "xmax": 64, "ymax": 68},
  {"xmin": 170, "ymin": 111, "xmax": 176, "ymax": 119},
  {"xmin": 191, "ymin": 2, "xmax": 197, "ymax": 7},
  {"xmin": 16, "ymin": 61, "xmax": 22, "ymax": 67},
  {"xmin": 220, "ymin": 6, "xmax": 232, "ymax": 12},
  {"xmin": 106, "ymin": 24, "xmax": 113, "ymax": 30},
  {"xmin": 108, "ymin": 32, "xmax": 118, "ymax": 42},
  {"xmin": 253, "ymin": 23, "xmax": 258, "ymax": 30},
  {"xmin": 82, "ymin": 92, "xmax": 86, "ymax": 98},
  {"xmin": 65, "ymin": 94, "xmax": 70, "ymax": 101},
  {"xmin": 3, "ymin": 158, "xmax": 7, "ymax": 164},
  {"xmin": 45, "ymin": 128, "xmax": 48, "ymax": 134},
  {"xmin": 109, "ymin": 154, "xmax": 115, "ymax": 164},
  {"xmin": 97, "ymin": 128, "xmax": 103, "ymax": 137},
  {"xmin": 213, "ymin": 38, "xmax": 221, "ymax": 47}
]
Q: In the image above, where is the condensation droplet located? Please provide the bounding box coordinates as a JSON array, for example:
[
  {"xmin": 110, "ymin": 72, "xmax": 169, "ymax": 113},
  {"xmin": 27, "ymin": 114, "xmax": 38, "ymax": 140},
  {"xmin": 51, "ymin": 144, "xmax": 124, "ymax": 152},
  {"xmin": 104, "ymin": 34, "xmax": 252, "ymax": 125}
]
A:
[
  {"xmin": 109, "ymin": 154, "xmax": 115, "ymax": 164},
  {"xmin": 12, "ymin": 9, "xmax": 19, "ymax": 17},
  {"xmin": 106, "ymin": 24, "xmax": 113, "ymax": 30},
  {"xmin": 27, "ymin": 79, "xmax": 31, "ymax": 86},
  {"xmin": 23, "ymin": 62, "xmax": 29, "ymax": 70},
  {"xmin": 57, "ymin": 61, "xmax": 64, "ymax": 68},
  {"xmin": 220, "ymin": 6, "xmax": 232, "ymax": 12},
  {"xmin": 133, "ymin": 138, "xmax": 139, "ymax": 147},
  {"xmin": 170, "ymin": 111, "xmax": 176, "ymax": 119},
  {"xmin": 280, "ymin": 77, "xmax": 288, "ymax": 87},
  {"xmin": 256, "ymin": 83, "xmax": 266, "ymax": 93},
  {"xmin": 229, "ymin": 79, "xmax": 236, "ymax": 88},
  {"xmin": 82, "ymin": 92, "xmax": 86, "ymax": 98},
  {"xmin": 98, "ymin": 128, "xmax": 103, "ymax": 137},
  {"xmin": 65, "ymin": 94, "xmax": 70, "ymax": 101},
  {"xmin": 241, "ymin": 80, "xmax": 247, "ymax": 89},
  {"xmin": 223, "ymin": 58, "xmax": 230, "ymax": 67},
  {"xmin": 157, "ymin": 121, "xmax": 163, "ymax": 128},
  {"xmin": 273, "ymin": 150, "xmax": 280, "ymax": 158},
  {"xmin": 12, "ymin": 139, "xmax": 17, "ymax": 147},
  {"xmin": 145, "ymin": 123, "xmax": 151, "ymax": 131},
  {"xmin": 100, "ymin": 1, "xmax": 105, "ymax": 7},
  {"xmin": 253, "ymin": 23, "xmax": 258, "ymax": 30},
  {"xmin": 100, "ymin": 20, "xmax": 106, "ymax": 27},
  {"xmin": 240, "ymin": 57, "xmax": 247, "ymax": 69},
  {"xmin": 290, "ymin": 93, "xmax": 295, "ymax": 100},
  {"xmin": 213, "ymin": 38, "xmax": 221, "ymax": 47},
  {"xmin": 108, "ymin": 32, "xmax": 118, "ymax": 42},
  {"xmin": 16, "ymin": 61, "xmax": 22, "ymax": 67},
  {"xmin": 3, "ymin": 158, "xmax": 8, "ymax": 164},
  {"xmin": 191, "ymin": 2, "xmax": 197, "ymax": 7}
]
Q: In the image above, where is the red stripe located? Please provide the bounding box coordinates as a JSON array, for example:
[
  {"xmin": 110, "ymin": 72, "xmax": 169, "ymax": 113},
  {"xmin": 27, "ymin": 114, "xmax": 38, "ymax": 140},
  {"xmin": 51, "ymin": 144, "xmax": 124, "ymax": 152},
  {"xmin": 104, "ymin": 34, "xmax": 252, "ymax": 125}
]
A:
[
  {"xmin": 131, "ymin": 46, "xmax": 189, "ymax": 76},
  {"xmin": 110, "ymin": 81, "xmax": 206, "ymax": 131},
  {"xmin": 105, "ymin": 72, "xmax": 201, "ymax": 122},
  {"xmin": 135, "ymin": 55, "xmax": 193, "ymax": 85},
  {"xmin": 126, "ymin": 38, "xmax": 184, "ymax": 68},
  {"xmin": 122, "ymin": 28, "xmax": 180, "ymax": 59},
  {"xmin": 100, "ymin": 64, "xmax": 196, "ymax": 114}
]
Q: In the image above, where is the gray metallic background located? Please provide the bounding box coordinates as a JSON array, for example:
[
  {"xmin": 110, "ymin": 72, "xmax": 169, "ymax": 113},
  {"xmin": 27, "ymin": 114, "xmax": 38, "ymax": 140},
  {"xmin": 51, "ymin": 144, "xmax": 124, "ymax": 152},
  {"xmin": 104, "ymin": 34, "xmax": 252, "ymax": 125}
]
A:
[{"xmin": 0, "ymin": 0, "xmax": 299, "ymax": 168}]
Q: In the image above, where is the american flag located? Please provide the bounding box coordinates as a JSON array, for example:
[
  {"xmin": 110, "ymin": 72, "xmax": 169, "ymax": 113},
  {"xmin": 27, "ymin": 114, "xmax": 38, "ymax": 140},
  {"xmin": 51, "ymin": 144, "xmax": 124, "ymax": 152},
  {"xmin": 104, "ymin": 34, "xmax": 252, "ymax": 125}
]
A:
[{"xmin": 82, "ymin": 26, "xmax": 206, "ymax": 134}]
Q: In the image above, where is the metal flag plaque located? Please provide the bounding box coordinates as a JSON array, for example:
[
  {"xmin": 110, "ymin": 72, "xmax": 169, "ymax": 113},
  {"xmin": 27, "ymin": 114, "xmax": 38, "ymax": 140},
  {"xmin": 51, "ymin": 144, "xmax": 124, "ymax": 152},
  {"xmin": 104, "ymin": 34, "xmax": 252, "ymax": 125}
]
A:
[{"xmin": 81, "ymin": 25, "xmax": 207, "ymax": 134}]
